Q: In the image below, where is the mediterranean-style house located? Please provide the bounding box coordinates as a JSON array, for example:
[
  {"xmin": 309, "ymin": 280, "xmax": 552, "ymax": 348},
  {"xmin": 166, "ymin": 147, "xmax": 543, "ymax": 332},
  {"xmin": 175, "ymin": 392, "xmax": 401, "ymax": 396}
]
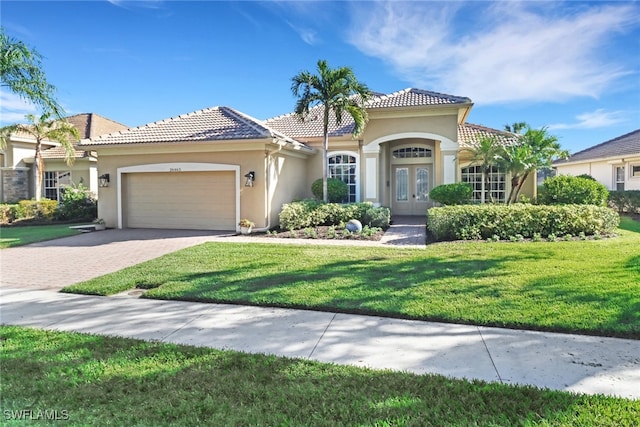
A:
[
  {"xmin": 79, "ymin": 88, "xmax": 529, "ymax": 232},
  {"xmin": 553, "ymin": 129, "xmax": 640, "ymax": 191},
  {"xmin": 0, "ymin": 113, "xmax": 128, "ymax": 202}
]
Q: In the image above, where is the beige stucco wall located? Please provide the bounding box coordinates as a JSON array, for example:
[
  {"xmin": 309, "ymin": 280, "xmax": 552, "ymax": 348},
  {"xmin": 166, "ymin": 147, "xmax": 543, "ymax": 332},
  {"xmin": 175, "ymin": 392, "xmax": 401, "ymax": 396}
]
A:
[
  {"xmin": 92, "ymin": 141, "xmax": 311, "ymax": 229},
  {"xmin": 363, "ymin": 111, "xmax": 459, "ymax": 145},
  {"xmin": 43, "ymin": 159, "xmax": 97, "ymax": 194}
]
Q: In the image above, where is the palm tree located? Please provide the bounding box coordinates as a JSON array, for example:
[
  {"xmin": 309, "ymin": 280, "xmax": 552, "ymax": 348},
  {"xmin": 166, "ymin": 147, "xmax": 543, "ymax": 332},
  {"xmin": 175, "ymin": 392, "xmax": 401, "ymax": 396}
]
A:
[
  {"xmin": 0, "ymin": 113, "xmax": 79, "ymax": 200},
  {"xmin": 499, "ymin": 126, "xmax": 568, "ymax": 204},
  {"xmin": 504, "ymin": 122, "xmax": 528, "ymax": 134},
  {"xmin": 291, "ymin": 59, "xmax": 370, "ymax": 202},
  {"xmin": 463, "ymin": 135, "xmax": 502, "ymax": 203},
  {"xmin": 0, "ymin": 28, "xmax": 64, "ymax": 119}
]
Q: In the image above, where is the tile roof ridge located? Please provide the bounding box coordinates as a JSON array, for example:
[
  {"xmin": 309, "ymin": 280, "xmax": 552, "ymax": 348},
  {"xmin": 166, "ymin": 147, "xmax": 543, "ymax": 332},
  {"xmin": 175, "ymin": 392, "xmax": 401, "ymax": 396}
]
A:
[
  {"xmin": 463, "ymin": 122, "xmax": 515, "ymax": 135},
  {"xmin": 84, "ymin": 107, "xmax": 218, "ymax": 142},
  {"xmin": 568, "ymin": 128, "xmax": 640, "ymax": 157},
  {"xmin": 222, "ymin": 107, "xmax": 307, "ymax": 145},
  {"xmin": 219, "ymin": 106, "xmax": 272, "ymax": 138}
]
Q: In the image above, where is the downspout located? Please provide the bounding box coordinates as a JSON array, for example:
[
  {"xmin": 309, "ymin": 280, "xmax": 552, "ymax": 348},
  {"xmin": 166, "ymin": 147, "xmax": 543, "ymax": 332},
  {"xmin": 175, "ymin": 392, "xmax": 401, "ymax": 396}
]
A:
[{"xmin": 252, "ymin": 141, "xmax": 283, "ymax": 232}]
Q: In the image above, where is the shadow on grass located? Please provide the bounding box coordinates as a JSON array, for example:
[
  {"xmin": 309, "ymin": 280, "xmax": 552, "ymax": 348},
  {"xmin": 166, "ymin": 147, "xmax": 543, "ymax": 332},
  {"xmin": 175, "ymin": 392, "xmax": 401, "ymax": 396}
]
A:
[{"xmin": 2, "ymin": 326, "xmax": 635, "ymax": 426}]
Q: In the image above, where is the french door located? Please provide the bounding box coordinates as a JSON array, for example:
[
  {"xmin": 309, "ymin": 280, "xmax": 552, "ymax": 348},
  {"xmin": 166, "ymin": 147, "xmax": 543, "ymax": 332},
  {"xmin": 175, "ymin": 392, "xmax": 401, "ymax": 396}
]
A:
[{"xmin": 392, "ymin": 165, "xmax": 431, "ymax": 215}]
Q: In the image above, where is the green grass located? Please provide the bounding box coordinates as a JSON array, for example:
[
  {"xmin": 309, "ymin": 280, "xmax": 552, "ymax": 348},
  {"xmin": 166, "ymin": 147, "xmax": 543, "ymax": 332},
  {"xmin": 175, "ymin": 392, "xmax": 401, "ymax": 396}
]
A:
[
  {"xmin": 64, "ymin": 218, "xmax": 640, "ymax": 339},
  {"xmin": 0, "ymin": 223, "xmax": 87, "ymax": 248},
  {"xmin": 1, "ymin": 326, "xmax": 637, "ymax": 426}
]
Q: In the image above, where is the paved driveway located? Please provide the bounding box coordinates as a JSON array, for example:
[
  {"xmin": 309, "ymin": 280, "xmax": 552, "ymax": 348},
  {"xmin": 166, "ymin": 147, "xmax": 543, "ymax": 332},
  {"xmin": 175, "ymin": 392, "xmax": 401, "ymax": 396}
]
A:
[{"xmin": 0, "ymin": 229, "xmax": 228, "ymax": 290}]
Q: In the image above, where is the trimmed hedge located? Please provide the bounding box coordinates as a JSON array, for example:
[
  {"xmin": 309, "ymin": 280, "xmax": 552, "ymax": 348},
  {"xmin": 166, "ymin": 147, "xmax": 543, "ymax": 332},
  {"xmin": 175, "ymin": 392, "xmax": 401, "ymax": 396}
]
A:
[
  {"xmin": 1, "ymin": 199, "xmax": 59, "ymax": 224},
  {"xmin": 279, "ymin": 201, "xmax": 390, "ymax": 230},
  {"xmin": 427, "ymin": 204, "xmax": 619, "ymax": 241},
  {"xmin": 429, "ymin": 183, "xmax": 473, "ymax": 205},
  {"xmin": 538, "ymin": 175, "xmax": 609, "ymax": 206},
  {"xmin": 608, "ymin": 190, "xmax": 640, "ymax": 214}
]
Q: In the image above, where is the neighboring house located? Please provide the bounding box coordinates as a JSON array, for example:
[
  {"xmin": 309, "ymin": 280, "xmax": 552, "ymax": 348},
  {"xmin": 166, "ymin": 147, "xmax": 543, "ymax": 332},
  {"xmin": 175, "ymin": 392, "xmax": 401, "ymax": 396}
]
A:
[
  {"xmin": 553, "ymin": 129, "xmax": 640, "ymax": 191},
  {"xmin": 80, "ymin": 88, "xmax": 527, "ymax": 231},
  {"xmin": 0, "ymin": 113, "xmax": 128, "ymax": 202}
]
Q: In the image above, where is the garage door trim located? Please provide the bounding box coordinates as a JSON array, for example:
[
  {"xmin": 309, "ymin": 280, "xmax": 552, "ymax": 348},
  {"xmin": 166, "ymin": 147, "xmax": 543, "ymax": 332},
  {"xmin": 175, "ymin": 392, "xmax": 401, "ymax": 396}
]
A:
[{"xmin": 116, "ymin": 162, "xmax": 240, "ymax": 229}]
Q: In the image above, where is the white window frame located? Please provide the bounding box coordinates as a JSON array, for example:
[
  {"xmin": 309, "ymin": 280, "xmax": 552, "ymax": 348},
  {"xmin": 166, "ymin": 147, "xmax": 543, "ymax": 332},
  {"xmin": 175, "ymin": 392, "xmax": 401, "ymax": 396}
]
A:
[
  {"xmin": 460, "ymin": 165, "xmax": 507, "ymax": 203},
  {"xmin": 615, "ymin": 166, "xmax": 625, "ymax": 191},
  {"xmin": 327, "ymin": 151, "xmax": 359, "ymax": 203},
  {"xmin": 43, "ymin": 170, "xmax": 72, "ymax": 201}
]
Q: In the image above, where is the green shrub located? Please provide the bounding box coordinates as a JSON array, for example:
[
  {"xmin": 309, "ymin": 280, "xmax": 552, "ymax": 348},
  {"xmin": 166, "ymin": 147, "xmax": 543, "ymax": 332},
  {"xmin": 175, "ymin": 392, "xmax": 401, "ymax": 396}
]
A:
[
  {"xmin": 311, "ymin": 178, "xmax": 349, "ymax": 203},
  {"xmin": 429, "ymin": 183, "xmax": 473, "ymax": 205},
  {"xmin": 427, "ymin": 204, "xmax": 619, "ymax": 241},
  {"xmin": 0, "ymin": 204, "xmax": 21, "ymax": 224},
  {"xmin": 17, "ymin": 199, "xmax": 58, "ymax": 221},
  {"xmin": 608, "ymin": 190, "xmax": 640, "ymax": 214},
  {"xmin": 279, "ymin": 201, "xmax": 390, "ymax": 230},
  {"xmin": 538, "ymin": 175, "xmax": 609, "ymax": 206},
  {"xmin": 55, "ymin": 184, "xmax": 97, "ymax": 221}
]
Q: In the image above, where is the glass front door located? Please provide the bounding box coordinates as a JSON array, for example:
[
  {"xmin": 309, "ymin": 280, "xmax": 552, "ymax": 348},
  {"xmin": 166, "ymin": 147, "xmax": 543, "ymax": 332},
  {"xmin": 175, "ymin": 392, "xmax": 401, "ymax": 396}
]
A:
[{"xmin": 392, "ymin": 165, "xmax": 431, "ymax": 215}]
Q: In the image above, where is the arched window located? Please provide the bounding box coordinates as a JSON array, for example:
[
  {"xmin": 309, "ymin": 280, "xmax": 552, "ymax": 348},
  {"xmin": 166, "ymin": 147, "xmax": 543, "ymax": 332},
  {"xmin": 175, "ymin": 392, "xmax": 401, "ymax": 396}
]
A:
[
  {"xmin": 328, "ymin": 153, "xmax": 358, "ymax": 203},
  {"xmin": 392, "ymin": 147, "xmax": 432, "ymax": 159}
]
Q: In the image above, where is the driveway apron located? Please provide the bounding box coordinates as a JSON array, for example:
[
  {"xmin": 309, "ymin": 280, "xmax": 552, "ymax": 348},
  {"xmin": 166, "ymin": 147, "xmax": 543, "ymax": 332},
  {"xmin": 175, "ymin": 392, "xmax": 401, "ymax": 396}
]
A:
[{"xmin": 0, "ymin": 229, "xmax": 228, "ymax": 290}]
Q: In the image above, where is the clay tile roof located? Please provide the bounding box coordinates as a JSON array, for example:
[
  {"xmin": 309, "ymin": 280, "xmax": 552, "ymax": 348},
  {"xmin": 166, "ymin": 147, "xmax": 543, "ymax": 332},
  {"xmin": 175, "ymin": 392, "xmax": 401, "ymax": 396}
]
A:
[
  {"xmin": 40, "ymin": 145, "xmax": 94, "ymax": 159},
  {"xmin": 265, "ymin": 88, "xmax": 472, "ymax": 139},
  {"xmin": 553, "ymin": 129, "xmax": 640, "ymax": 164},
  {"xmin": 458, "ymin": 123, "xmax": 520, "ymax": 148},
  {"xmin": 366, "ymin": 88, "xmax": 472, "ymax": 109},
  {"xmin": 81, "ymin": 106, "xmax": 307, "ymax": 148}
]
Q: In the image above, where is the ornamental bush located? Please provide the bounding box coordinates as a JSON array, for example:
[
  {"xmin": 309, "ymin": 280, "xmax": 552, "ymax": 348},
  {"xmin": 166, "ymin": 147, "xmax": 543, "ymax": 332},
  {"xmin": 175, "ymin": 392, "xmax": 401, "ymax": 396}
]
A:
[
  {"xmin": 429, "ymin": 183, "xmax": 473, "ymax": 205},
  {"xmin": 55, "ymin": 184, "xmax": 97, "ymax": 221},
  {"xmin": 311, "ymin": 178, "xmax": 349, "ymax": 203},
  {"xmin": 427, "ymin": 204, "xmax": 619, "ymax": 241},
  {"xmin": 18, "ymin": 199, "xmax": 58, "ymax": 221},
  {"xmin": 538, "ymin": 175, "xmax": 609, "ymax": 206},
  {"xmin": 608, "ymin": 190, "xmax": 640, "ymax": 214},
  {"xmin": 279, "ymin": 201, "xmax": 390, "ymax": 230}
]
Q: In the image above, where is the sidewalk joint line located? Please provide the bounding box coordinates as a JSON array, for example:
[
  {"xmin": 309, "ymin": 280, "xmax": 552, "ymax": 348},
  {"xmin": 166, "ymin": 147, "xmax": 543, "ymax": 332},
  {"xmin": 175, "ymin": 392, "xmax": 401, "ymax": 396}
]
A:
[
  {"xmin": 308, "ymin": 313, "xmax": 337, "ymax": 359},
  {"xmin": 160, "ymin": 310, "xmax": 212, "ymax": 342},
  {"xmin": 478, "ymin": 326, "xmax": 503, "ymax": 383}
]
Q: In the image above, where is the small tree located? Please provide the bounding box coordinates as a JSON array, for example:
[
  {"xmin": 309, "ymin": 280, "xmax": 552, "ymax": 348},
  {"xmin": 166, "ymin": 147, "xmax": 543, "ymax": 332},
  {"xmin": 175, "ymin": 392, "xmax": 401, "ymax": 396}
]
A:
[
  {"xmin": 0, "ymin": 113, "xmax": 79, "ymax": 200},
  {"xmin": 311, "ymin": 178, "xmax": 348, "ymax": 203},
  {"xmin": 499, "ymin": 126, "xmax": 568, "ymax": 204},
  {"xmin": 291, "ymin": 59, "xmax": 370, "ymax": 202}
]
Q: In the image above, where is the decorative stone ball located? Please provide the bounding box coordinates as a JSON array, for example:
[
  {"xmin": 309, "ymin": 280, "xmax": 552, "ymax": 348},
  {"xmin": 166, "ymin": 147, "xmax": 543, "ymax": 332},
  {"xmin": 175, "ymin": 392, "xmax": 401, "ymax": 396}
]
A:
[{"xmin": 346, "ymin": 219, "xmax": 363, "ymax": 233}]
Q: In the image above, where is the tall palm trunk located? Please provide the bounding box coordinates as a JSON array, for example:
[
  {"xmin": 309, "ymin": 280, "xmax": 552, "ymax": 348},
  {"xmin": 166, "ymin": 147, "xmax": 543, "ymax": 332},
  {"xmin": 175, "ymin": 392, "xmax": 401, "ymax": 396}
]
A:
[
  {"xmin": 33, "ymin": 141, "xmax": 44, "ymax": 201},
  {"xmin": 322, "ymin": 109, "xmax": 330, "ymax": 203}
]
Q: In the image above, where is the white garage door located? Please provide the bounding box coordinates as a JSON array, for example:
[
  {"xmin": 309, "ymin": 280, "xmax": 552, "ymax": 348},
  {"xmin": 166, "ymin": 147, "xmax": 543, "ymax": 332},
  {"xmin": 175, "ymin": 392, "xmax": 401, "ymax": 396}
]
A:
[{"xmin": 124, "ymin": 171, "xmax": 235, "ymax": 230}]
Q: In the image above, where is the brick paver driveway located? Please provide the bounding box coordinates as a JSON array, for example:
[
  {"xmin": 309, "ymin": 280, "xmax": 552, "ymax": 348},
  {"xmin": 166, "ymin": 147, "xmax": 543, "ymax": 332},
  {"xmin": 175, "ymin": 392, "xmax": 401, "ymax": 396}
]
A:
[{"xmin": 0, "ymin": 229, "xmax": 227, "ymax": 290}]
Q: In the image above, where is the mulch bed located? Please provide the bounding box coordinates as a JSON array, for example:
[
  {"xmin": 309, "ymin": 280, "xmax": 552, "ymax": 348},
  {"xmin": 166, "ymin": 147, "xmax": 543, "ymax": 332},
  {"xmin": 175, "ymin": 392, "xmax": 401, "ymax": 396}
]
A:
[{"xmin": 254, "ymin": 225, "xmax": 385, "ymax": 241}]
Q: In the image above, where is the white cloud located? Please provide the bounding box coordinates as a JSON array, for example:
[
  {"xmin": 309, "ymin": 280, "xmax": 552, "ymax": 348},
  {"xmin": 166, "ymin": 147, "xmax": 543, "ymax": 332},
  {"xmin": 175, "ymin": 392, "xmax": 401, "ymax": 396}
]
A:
[
  {"xmin": 286, "ymin": 21, "xmax": 320, "ymax": 45},
  {"xmin": 548, "ymin": 109, "xmax": 627, "ymax": 130},
  {"xmin": 0, "ymin": 90, "xmax": 38, "ymax": 126},
  {"xmin": 348, "ymin": 1, "xmax": 639, "ymax": 104}
]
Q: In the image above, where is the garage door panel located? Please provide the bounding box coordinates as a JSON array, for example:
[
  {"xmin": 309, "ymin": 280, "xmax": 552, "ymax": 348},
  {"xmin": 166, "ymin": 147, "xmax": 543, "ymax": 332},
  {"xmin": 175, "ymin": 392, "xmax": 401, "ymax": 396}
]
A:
[{"xmin": 125, "ymin": 171, "xmax": 235, "ymax": 230}]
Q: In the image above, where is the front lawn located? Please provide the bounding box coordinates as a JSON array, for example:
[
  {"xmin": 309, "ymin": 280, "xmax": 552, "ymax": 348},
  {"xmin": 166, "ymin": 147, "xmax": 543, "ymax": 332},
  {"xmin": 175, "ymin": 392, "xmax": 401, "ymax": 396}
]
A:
[
  {"xmin": 0, "ymin": 223, "xmax": 87, "ymax": 248},
  {"xmin": 64, "ymin": 219, "xmax": 640, "ymax": 339},
  {"xmin": 1, "ymin": 326, "xmax": 637, "ymax": 426}
]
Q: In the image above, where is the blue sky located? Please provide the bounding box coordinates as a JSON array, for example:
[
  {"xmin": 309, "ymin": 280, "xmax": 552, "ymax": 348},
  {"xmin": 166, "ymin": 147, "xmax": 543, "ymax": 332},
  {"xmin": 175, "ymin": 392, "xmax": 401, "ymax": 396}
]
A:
[{"xmin": 2, "ymin": 0, "xmax": 639, "ymax": 154}]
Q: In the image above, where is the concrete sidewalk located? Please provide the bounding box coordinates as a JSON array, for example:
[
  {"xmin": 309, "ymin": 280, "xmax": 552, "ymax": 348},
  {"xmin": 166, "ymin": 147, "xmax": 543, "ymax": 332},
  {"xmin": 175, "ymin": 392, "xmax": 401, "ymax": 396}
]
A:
[{"xmin": 1, "ymin": 287, "xmax": 638, "ymax": 400}]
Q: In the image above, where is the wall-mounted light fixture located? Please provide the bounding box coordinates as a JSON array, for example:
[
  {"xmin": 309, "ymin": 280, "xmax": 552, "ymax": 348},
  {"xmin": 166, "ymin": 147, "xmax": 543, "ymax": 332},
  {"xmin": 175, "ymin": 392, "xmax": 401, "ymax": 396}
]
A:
[
  {"xmin": 244, "ymin": 171, "xmax": 255, "ymax": 187},
  {"xmin": 99, "ymin": 173, "xmax": 110, "ymax": 187}
]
